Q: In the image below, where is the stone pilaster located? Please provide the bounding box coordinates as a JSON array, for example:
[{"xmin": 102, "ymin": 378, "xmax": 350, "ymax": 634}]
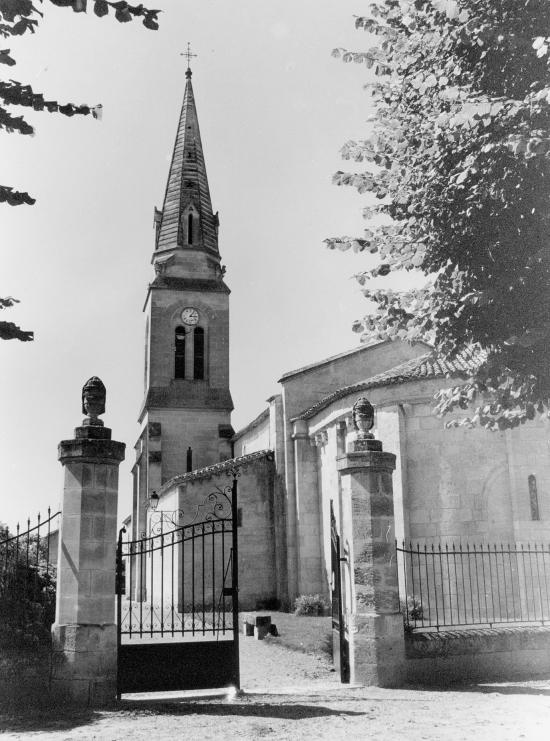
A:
[
  {"xmin": 338, "ymin": 429, "xmax": 405, "ymax": 687},
  {"xmin": 292, "ymin": 420, "xmax": 324, "ymax": 597},
  {"xmin": 51, "ymin": 378, "xmax": 125, "ymax": 707}
]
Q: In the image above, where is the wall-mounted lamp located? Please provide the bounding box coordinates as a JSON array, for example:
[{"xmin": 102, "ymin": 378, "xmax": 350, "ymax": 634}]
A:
[{"xmin": 147, "ymin": 490, "xmax": 160, "ymax": 511}]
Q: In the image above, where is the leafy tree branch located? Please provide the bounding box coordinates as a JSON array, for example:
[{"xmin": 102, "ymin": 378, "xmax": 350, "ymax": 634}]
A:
[
  {"xmin": 0, "ymin": 297, "xmax": 33, "ymax": 340},
  {"xmin": 329, "ymin": 0, "xmax": 550, "ymax": 430},
  {"xmin": 1, "ymin": 0, "xmax": 160, "ymax": 341},
  {"xmin": 0, "ymin": 0, "xmax": 160, "ymax": 204}
]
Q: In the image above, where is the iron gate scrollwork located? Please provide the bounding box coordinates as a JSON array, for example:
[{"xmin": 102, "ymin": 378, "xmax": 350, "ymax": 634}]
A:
[
  {"xmin": 116, "ymin": 476, "xmax": 240, "ymax": 696},
  {"xmin": 330, "ymin": 500, "xmax": 350, "ymax": 683},
  {"xmin": 148, "ymin": 509, "xmax": 184, "ymax": 536}
]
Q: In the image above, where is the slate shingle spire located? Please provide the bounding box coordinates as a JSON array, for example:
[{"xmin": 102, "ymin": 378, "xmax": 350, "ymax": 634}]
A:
[
  {"xmin": 136, "ymin": 56, "xmax": 233, "ymax": 544},
  {"xmin": 154, "ymin": 66, "xmax": 219, "ymax": 258}
]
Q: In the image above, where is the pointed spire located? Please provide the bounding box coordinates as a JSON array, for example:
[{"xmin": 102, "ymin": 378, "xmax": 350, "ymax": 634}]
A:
[{"xmin": 155, "ymin": 63, "xmax": 219, "ymax": 256}]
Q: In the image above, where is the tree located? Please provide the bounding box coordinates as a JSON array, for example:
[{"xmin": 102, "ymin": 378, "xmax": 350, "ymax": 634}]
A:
[
  {"xmin": 0, "ymin": 297, "xmax": 33, "ymax": 341},
  {"xmin": 0, "ymin": 519, "xmax": 57, "ymax": 650},
  {"xmin": 1, "ymin": 0, "xmax": 160, "ymax": 341},
  {"xmin": 327, "ymin": 0, "xmax": 550, "ymax": 430}
]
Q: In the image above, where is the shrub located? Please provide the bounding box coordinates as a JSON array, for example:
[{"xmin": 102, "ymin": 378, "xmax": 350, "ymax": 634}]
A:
[
  {"xmin": 294, "ymin": 593, "xmax": 329, "ymax": 617},
  {"xmin": 0, "ymin": 528, "xmax": 57, "ymax": 653},
  {"xmin": 0, "ymin": 565, "xmax": 56, "ymax": 653},
  {"xmin": 401, "ymin": 595, "xmax": 423, "ymax": 632}
]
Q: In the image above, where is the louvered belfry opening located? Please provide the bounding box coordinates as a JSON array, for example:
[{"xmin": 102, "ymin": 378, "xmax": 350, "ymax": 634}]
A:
[
  {"xmin": 175, "ymin": 326, "xmax": 186, "ymax": 379},
  {"xmin": 194, "ymin": 327, "xmax": 205, "ymax": 380}
]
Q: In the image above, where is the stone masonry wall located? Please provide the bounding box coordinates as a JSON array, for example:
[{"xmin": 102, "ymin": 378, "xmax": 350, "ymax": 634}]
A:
[
  {"xmin": 506, "ymin": 418, "xmax": 550, "ymax": 543},
  {"xmin": 148, "ymin": 408, "xmax": 233, "ymax": 481},
  {"xmin": 281, "ymin": 340, "xmax": 428, "ymax": 422},
  {"xmin": 233, "ymin": 413, "xmax": 270, "ymax": 456},
  {"xmin": 146, "ymin": 288, "xmax": 229, "ymax": 391},
  {"xmin": 146, "ymin": 456, "xmax": 281, "ymax": 610},
  {"xmin": 280, "ymin": 341, "xmax": 427, "ymax": 605},
  {"xmin": 317, "ymin": 427, "xmax": 341, "ymax": 602},
  {"xmin": 404, "ymin": 403, "xmax": 515, "ymax": 543},
  {"xmin": 406, "ymin": 626, "xmax": 550, "ymax": 684}
]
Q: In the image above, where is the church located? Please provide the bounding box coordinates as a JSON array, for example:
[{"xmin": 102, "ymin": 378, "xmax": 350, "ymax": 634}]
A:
[{"xmin": 129, "ymin": 65, "xmax": 550, "ymax": 611}]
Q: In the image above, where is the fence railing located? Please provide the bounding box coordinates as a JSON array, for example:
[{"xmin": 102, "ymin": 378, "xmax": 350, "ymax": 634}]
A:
[
  {"xmin": 396, "ymin": 541, "xmax": 550, "ymax": 631},
  {"xmin": 0, "ymin": 509, "xmax": 61, "ymax": 642}
]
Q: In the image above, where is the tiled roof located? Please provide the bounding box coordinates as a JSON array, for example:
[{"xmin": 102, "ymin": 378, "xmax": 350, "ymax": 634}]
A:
[
  {"xmin": 156, "ymin": 72, "xmax": 218, "ymax": 254},
  {"xmin": 158, "ymin": 450, "xmax": 274, "ymax": 495},
  {"xmin": 292, "ymin": 348, "xmax": 484, "ymax": 421}
]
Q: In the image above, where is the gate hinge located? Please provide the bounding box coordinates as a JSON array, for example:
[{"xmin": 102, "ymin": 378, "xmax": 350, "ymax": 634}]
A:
[{"xmin": 339, "ymin": 556, "xmax": 348, "ymax": 563}]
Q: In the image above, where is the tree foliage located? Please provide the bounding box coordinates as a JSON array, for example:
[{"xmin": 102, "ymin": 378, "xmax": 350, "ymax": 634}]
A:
[
  {"xmin": 1, "ymin": 0, "xmax": 160, "ymax": 204},
  {"xmin": 0, "ymin": 296, "xmax": 33, "ymax": 340},
  {"xmin": 328, "ymin": 0, "xmax": 550, "ymax": 430},
  {"xmin": 1, "ymin": 0, "xmax": 159, "ymax": 340},
  {"xmin": 0, "ymin": 522, "xmax": 57, "ymax": 651}
]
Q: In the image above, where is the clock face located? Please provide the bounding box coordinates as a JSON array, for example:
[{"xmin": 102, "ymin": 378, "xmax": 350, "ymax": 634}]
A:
[{"xmin": 181, "ymin": 307, "xmax": 199, "ymax": 325}]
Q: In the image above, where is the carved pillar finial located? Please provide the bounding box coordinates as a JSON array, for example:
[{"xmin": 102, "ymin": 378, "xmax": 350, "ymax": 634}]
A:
[
  {"xmin": 352, "ymin": 397, "xmax": 374, "ymax": 439},
  {"xmin": 81, "ymin": 376, "xmax": 106, "ymax": 427},
  {"xmin": 349, "ymin": 397, "xmax": 382, "ymax": 452}
]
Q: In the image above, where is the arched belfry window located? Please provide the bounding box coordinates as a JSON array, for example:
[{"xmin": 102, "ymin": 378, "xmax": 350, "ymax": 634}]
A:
[
  {"xmin": 528, "ymin": 474, "xmax": 540, "ymax": 521},
  {"xmin": 187, "ymin": 213, "xmax": 194, "ymax": 245},
  {"xmin": 174, "ymin": 326, "xmax": 186, "ymax": 379},
  {"xmin": 193, "ymin": 327, "xmax": 205, "ymax": 380}
]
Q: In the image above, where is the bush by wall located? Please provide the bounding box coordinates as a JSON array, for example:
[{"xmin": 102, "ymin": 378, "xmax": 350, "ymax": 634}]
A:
[
  {"xmin": 0, "ymin": 523, "xmax": 57, "ymax": 709},
  {"xmin": 294, "ymin": 593, "xmax": 329, "ymax": 617}
]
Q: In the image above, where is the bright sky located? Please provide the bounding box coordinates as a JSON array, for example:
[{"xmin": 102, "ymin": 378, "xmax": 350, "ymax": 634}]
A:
[{"xmin": 1, "ymin": 0, "xmax": 393, "ymax": 528}]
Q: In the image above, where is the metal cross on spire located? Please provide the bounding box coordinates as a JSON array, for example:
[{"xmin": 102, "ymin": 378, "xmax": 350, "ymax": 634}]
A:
[{"xmin": 181, "ymin": 42, "xmax": 197, "ymax": 77}]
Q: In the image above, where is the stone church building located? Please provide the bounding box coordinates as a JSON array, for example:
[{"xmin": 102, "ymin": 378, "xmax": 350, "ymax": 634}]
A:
[{"xmin": 129, "ymin": 67, "xmax": 550, "ymax": 611}]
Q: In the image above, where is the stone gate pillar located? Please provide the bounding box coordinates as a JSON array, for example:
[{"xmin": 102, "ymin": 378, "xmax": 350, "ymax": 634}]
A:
[
  {"xmin": 337, "ymin": 397, "xmax": 404, "ymax": 687},
  {"xmin": 51, "ymin": 377, "xmax": 125, "ymax": 706}
]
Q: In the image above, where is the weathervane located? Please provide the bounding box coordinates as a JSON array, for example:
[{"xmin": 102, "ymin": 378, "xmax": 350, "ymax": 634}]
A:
[{"xmin": 181, "ymin": 42, "xmax": 197, "ymax": 76}]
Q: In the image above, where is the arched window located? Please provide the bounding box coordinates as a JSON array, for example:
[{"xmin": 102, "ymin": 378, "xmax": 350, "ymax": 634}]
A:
[
  {"xmin": 528, "ymin": 474, "xmax": 540, "ymax": 521},
  {"xmin": 193, "ymin": 327, "xmax": 205, "ymax": 380},
  {"xmin": 174, "ymin": 326, "xmax": 186, "ymax": 379},
  {"xmin": 187, "ymin": 213, "xmax": 193, "ymax": 245}
]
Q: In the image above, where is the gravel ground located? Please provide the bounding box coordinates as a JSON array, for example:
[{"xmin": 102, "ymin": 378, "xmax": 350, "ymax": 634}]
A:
[{"xmin": 1, "ymin": 637, "xmax": 549, "ymax": 740}]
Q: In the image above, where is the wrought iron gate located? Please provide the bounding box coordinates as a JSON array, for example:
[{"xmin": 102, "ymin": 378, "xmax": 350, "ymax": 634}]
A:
[
  {"xmin": 116, "ymin": 479, "xmax": 239, "ymax": 696},
  {"xmin": 330, "ymin": 501, "xmax": 350, "ymax": 683}
]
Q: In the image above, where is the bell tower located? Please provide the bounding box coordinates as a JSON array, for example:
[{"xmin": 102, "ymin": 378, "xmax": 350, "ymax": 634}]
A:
[{"xmin": 132, "ymin": 62, "xmax": 233, "ymax": 536}]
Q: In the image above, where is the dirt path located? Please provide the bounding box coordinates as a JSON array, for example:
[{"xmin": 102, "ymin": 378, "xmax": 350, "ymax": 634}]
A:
[
  {"xmin": 240, "ymin": 634, "xmax": 340, "ymax": 692},
  {"xmin": 1, "ymin": 637, "xmax": 549, "ymax": 740}
]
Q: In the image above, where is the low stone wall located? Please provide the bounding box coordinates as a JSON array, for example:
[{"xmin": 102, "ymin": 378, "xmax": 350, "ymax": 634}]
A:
[
  {"xmin": 0, "ymin": 646, "xmax": 52, "ymax": 710},
  {"xmin": 405, "ymin": 626, "xmax": 550, "ymax": 684}
]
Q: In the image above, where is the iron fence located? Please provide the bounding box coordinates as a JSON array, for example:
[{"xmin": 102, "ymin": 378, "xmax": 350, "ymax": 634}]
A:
[
  {"xmin": 0, "ymin": 509, "xmax": 61, "ymax": 643},
  {"xmin": 396, "ymin": 541, "xmax": 550, "ymax": 631}
]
